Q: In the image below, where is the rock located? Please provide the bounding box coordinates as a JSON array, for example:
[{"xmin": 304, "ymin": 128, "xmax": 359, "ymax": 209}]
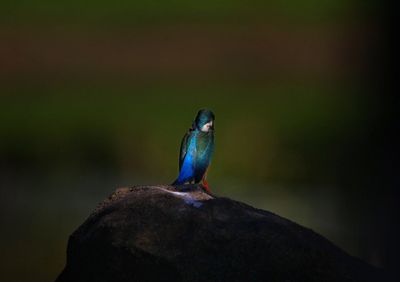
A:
[{"xmin": 56, "ymin": 185, "xmax": 383, "ymax": 282}]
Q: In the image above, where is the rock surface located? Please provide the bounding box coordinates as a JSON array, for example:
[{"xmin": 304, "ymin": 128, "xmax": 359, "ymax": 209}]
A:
[{"xmin": 56, "ymin": 185, "xmax": 383, "ymax": 282}]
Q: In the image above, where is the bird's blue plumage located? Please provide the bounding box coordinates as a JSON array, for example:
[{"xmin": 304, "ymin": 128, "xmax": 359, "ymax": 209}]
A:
[{"xmin": 172, "ymin": 109, "xmax": 215, "ymax": 186}]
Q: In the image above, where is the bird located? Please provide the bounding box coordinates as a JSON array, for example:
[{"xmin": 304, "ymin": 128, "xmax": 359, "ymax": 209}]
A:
[{"xmin": 172, "ymin": 109, "xmax": 215, "ymax": 193}]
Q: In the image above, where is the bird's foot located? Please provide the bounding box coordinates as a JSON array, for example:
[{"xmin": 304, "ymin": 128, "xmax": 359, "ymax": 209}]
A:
[{"xmin": 201, "ymin": 179, "xmax": 211, "ymax": 193}]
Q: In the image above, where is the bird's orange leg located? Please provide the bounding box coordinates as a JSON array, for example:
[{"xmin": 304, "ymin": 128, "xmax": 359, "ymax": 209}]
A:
[{"xmin": 201, "ymin": 167, "xmax": 211, "ymax": 193}]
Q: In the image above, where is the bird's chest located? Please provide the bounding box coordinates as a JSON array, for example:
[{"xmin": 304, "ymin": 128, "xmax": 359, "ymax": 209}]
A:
[{"xmin": 189, "ymin": 132, "xmax": 213, "ymax": 164}]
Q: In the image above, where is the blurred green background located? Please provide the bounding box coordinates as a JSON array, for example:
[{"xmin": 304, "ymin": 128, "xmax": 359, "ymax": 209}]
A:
[{"xmin": 0, "ymin": 1, "xmax": 396, "ymax": 281}]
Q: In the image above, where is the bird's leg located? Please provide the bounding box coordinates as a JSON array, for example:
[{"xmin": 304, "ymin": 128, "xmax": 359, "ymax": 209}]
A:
[
  {"xmin": 201, "ymin": 168, "xmax": 211, "ymax": 193},
  {"xmin": 202, "ymin": 177, "xmax": 211, "ymax": 193}
]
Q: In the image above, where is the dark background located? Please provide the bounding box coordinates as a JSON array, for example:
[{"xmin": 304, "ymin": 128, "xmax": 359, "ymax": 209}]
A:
[{"xmin": 0, "ymin": 1, "xmax": 398, "ymax": 281}]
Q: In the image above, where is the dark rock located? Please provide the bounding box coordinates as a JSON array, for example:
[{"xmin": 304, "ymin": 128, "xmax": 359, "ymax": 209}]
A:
[{"xmin": 56, "ymin": 185, "xmax": 384, "ymax": 282}]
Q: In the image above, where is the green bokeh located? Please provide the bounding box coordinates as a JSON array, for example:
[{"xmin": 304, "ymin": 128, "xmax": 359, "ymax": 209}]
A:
[{"xmin": 0, "ymin": 0, "xmax": 388, "ymax": 281}]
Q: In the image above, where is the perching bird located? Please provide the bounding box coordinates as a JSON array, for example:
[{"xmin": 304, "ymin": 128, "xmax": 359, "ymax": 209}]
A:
[{"xmin": 172, "ymin": 109, "xmax": 215, "ymax": 192}]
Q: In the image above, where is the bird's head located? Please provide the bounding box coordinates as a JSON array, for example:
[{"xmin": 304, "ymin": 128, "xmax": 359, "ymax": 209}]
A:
[{"xmin": 193, "ymin": 109, "xmax": 215, "ymax": 132}]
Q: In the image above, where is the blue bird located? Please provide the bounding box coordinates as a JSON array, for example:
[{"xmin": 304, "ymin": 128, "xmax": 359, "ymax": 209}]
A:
[{"xmin": 172, "ymin": 109, "xmax": 215, "ymax": 192}]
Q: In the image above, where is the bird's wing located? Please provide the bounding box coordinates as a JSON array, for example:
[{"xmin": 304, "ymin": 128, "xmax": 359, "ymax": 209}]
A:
[{"xmin": 179, "ymin": 128, "xmax": 194, "ymax": 171}]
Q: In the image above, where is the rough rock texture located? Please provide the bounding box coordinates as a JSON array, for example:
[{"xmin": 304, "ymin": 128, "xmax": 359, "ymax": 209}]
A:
[{"xmin": 56, "ymin": 185, "xmax": 383, "ymax": 282}]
